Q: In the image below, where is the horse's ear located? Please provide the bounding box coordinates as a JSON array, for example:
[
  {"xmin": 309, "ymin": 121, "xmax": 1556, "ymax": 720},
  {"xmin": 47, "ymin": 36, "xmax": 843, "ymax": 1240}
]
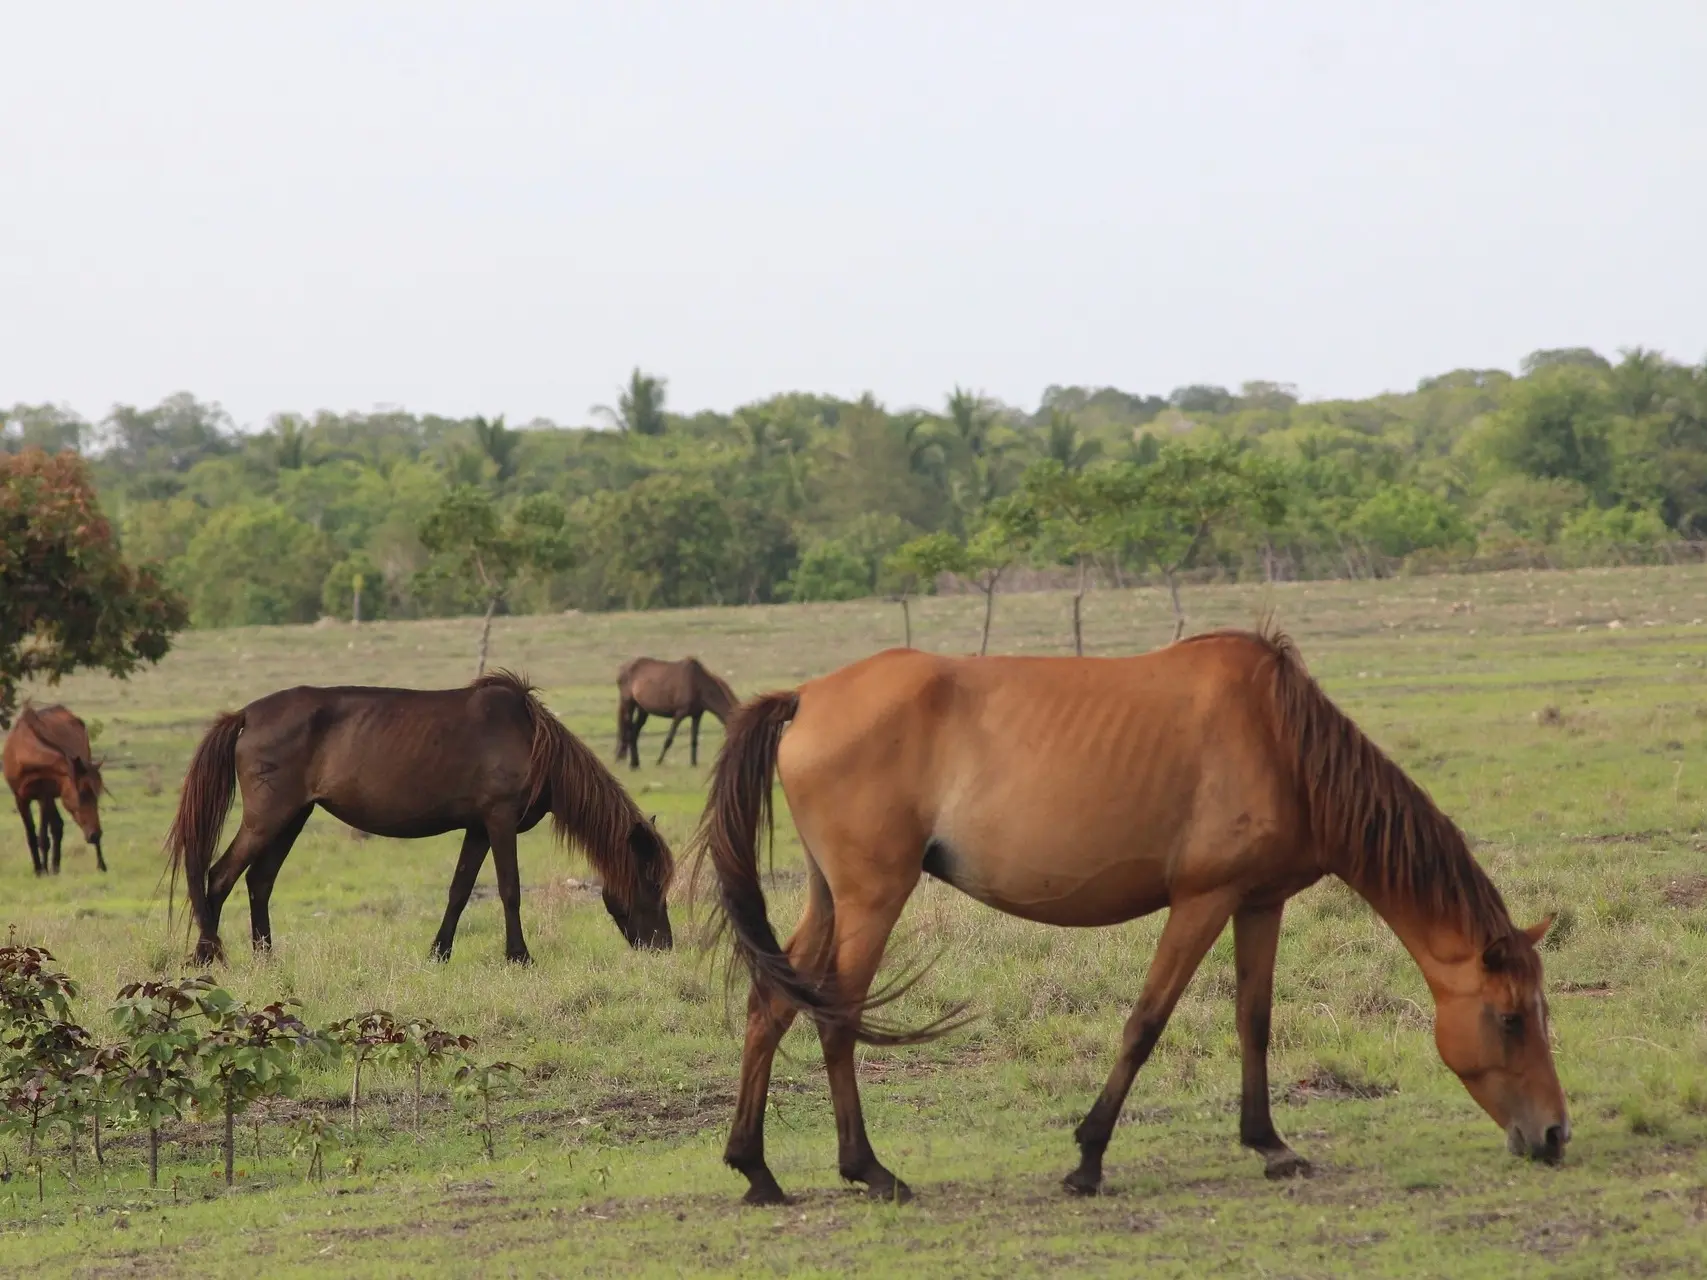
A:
[{"xmin": 1521, "ymin": 915, "xmax": 1555, "ymax": 946}]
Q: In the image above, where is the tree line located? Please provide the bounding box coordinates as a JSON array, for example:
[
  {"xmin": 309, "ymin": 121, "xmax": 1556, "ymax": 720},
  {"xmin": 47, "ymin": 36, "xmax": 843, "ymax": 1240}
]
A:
[{"xmin": 4, "ymin": 349, "xmax": 1705, "ymax": 640}]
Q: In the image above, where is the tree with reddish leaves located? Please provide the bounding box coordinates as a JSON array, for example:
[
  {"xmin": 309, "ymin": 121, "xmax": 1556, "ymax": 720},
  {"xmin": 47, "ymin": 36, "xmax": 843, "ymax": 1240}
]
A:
[{"xmin": 0, "ymin": 449, "xmax": 188, "ymax": 728}]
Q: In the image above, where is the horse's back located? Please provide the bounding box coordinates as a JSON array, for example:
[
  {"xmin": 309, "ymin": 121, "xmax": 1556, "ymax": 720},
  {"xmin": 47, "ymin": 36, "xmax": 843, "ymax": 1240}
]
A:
[
  {"xmin": 4, "ymin": 704, "xmax": 90, "ymax": 785},
  {"xmin": 778, "ymin": 638, "xmax": 1300, "ymax": 924},
  {"xmin": 237, "ymin": 683, "xmax": 537, "ymax": 832}
]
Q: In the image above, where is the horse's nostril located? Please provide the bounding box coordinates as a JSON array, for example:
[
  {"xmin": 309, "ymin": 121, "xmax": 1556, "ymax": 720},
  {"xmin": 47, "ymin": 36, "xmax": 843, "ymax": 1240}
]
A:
[{"xmin": 1545, "ymin": 1124, "xmax": 1566, "ymax": 1150}]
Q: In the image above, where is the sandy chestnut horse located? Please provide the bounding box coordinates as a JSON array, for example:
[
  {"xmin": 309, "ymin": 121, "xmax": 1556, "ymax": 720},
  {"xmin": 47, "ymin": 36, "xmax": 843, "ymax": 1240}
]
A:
[
  {"xmin": 616, "ymin": 657, "xmax": 738, "ymax": 769},
  {"xmin": 4, "ymin": 704, "xmax": 107, "ymax": 875},
  {"xmin": 691, "ymin": 627, "xmax": 1569, "ymax": 1205},
  {"xmin": 167, "ymin": 671, "xmax": 673, "ymax": 966}
]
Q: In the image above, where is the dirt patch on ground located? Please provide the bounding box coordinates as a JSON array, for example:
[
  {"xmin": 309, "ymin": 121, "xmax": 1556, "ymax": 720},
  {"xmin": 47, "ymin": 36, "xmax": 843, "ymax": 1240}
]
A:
[
  {"xmin": 581, "ymin": 1088, "xmax": 741, "ymax": 1141},
  {"xmin": 1569, "ymin": 828, "xmax": 1677, "ymax": 846},
  {"xmin": 1282, "ymin": 1066, "xmax": 1397, "ymax": 1105},
  {"xmin": 1661, "ymin": 874, "xmax": 1707, "ymax": 909}
]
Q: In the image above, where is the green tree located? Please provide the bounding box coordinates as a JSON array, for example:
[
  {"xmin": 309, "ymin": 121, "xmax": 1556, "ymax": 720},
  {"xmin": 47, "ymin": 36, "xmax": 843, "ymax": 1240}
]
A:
[
  {"xmin": 593, "ymin": 369, "xmax": 669, "ymax": 436},
  {"xmin": 1349, "ymin": 484, "xmax": 1473, "ymax": 559},
  {"xmin": 884, "ymin": 531, "xmax": 968, "ymax": 648},
  {"xmin": 179, "ymin": 502, "xmax": 335, "ymax": 629},
  {"xmin": 578, "ymin": 473, "xmax": 736, "ymax": 609},
  {"xmin": 1480, "ymin": 366, "xmax": 1613, "ymax": 497},
  {"xmin": 1098, "ymin": 442, "xmax": 1286, "ymax": 639},
  {"xmin": 0, "ymin": 450, "xmax": 187, "ymax": 727},
  {"xmin": 989, "ymin": 460, "xmax": 1113, "ymax": 655},
  {"xmin": 469, "ymin": 415, "xmax": 520, "ymax": 482},
  {"xmin": 417, "ymin": 487, "xmax": 576, "ymax": 675}
]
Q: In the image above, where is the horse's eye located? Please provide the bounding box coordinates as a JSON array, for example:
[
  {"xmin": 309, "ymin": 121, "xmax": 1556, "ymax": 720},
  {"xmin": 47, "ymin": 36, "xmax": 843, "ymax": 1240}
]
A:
[{"xmin": 1499, "ymin": 1012, "xmax": 1524, "ymax": 1036}]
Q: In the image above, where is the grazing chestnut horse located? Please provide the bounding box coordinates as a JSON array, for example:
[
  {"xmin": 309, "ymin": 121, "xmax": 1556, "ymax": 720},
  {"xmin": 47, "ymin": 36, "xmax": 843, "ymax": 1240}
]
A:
[
  {"xmin": 167, "ymin": 671, "xmax": 673, "ymax": 966},
  {"xmin": 4, "ymin": 704, "xmax": 106, "ymax": 875},
  {"xmin": 616, "ymin": 657, "xmax": 738, "ymax": 769},
  {"xmin": 692, "ymin": 627, "xmax": 1569, "ymax": 1205}
]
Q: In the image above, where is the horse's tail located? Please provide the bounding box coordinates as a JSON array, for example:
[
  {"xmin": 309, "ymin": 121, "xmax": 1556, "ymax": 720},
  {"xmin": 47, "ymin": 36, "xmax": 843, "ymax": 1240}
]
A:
[
  {"xmin": 516, "ymin": 678, "xmax": 674, "ymax": 911},
  {"xmin": 164, "ymin": 710, "xmax": 245, "ymax": 955},
  {"xmin": 614, "ymin": 692, "xmax": 632, "ymax": 760},
  {"xmin": 689, "ymin": 691, "xmax": 960, "ymax": 1047}
]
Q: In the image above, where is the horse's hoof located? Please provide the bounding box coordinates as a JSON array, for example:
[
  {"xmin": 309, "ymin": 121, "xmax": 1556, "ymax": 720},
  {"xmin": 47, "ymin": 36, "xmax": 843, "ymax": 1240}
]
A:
[
  {"xmin": 506, "ymin": 951, "xmax": 534, "ymax": 967},
  {"xmin": 1062, "ymin": 1168, "xmax": 1102, "ymax": 1197},
  {"xmin": 1263, "ymin": 1152, "xmax": 1313, "ymax": 1181},
  {"xmin": 741, "ymin": 1183, "xmax": 789, "ymax": 1207},
  {"xmin": 865, "ymin": 1178, "xmax": 914, "ymax": 1205},
  {"xmin": 428, "ymin": 947, "xmax": 452, "ymax": 964}
]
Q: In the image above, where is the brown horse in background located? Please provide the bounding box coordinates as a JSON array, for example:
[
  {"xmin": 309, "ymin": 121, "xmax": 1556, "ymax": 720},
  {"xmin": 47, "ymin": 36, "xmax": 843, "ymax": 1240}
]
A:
[
  {"xmin": 692, "ymin": 627, "xmax": 1568, "ymax": 1205},
  {"xmin": 616, "ymin": 657, "xmax": 738, "ymax": 769},
  {"xmin": 4, "ymin": 704, "xmax": 106, "ymax": 875},
  {"xmin": 167, "ymin": 671, "xmax": 673, "ymax": 966}
]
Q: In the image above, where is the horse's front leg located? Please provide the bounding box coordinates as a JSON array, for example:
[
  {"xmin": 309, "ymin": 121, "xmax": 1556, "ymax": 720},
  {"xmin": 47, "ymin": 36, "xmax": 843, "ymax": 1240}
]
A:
[
  {"xmin": 431, "ymin": 828, "xmax": 492, "ymax": 962},
  {"xmin": 1065, "ymin": 892, "xmax": 1235, "ymax": 1195},
  {"xmin": 656, "ymin": 716, "xmax": 684, "ymax": 765},
  {"xmin": 1234, "ymin": 902, "xmax": 1310, "ymax": 1178}
]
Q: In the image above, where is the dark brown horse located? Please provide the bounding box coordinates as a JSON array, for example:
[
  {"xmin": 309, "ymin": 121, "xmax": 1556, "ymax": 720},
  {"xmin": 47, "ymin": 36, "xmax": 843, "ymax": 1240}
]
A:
[
  {"xmin": 166, "ymin": 671, "xmax": 672, "ymax": 966},
  {"xmin": 616, "ymin": 657, "xmax": 738, "ymax": 769},
  {"xmin": 4, "ymin": 704, "xmax": 106, "ymax": 875},
  {"xmin": 691, "ymin": 627, "xmax": 1567, "ymax": 1205}
]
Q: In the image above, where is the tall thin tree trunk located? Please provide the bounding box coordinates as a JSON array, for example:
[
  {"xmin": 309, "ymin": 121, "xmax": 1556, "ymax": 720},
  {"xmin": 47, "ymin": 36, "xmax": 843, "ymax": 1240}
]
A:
[
  {"xmin": 978, "ymin": 583, "xmax": 997, "ymax": 656},
  {"xmin": 148, "ymin": 1127, "xmax": 159, "ymax": 1187},
  {"xmin": 91, "ymin": 1112, "xmax": 103, "ymax": 1168},
  {"xmin": 475, "ymin": 596, "xmax": 498, "ymax": 678},
  {"xmin": 900, "ymin": 596, "xmax": 912, "ymax": 648},
  {"xmin": 1072, "ymin": 557, "xmax": 1087, "ymax": 656},
  {"xmin": 350, "ymin": 1059, "xmax": 363, "ymax": 1133},
  {"xmin": 1165, "ymin": 569, "xmax": 1185, "ymax": 641}
]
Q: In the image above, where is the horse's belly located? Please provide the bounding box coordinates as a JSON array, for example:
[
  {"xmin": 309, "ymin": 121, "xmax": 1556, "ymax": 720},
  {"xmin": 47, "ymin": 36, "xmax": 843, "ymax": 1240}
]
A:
[{"xmin": 926, "ymin": 834, "xmax": 1171, "ymax": 928}]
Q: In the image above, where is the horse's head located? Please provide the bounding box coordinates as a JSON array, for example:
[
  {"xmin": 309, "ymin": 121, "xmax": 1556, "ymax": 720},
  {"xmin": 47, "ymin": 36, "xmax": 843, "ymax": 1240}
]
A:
[
  {"xmin": 1430, "ymin": 916, "xmax": 1568, "ymax": 1163},
  {"xmin": 58, "ymin": 754, "xmax": 106, "ymax": 854},
  {"xmin": 602, "ymin": 817, "xmax": 673, "ymax": 951}
]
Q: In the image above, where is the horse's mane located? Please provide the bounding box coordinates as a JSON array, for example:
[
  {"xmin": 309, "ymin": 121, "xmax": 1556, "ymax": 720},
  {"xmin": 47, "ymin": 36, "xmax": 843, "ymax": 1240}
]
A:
[
  {"xmin": 472, "ymin": 669, "xmax": 672, "ymax": 902},
  {"xmin": 688, "ymin": 659, "xmax": 739, "ymax": 714},
  {"xmin": 1185, "ymin": 625, "xmax": 1517, "ymax": 950},
  {"xmin": 19, "ymin": 704, "xmax": 95, "ymax": 771}
]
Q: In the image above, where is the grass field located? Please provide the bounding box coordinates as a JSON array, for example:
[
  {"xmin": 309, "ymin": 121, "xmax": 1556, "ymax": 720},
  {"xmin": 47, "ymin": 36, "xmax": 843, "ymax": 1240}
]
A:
[{"xmin": 5, "ymin": 567, "xmax": 1707, "ymax": 1278}]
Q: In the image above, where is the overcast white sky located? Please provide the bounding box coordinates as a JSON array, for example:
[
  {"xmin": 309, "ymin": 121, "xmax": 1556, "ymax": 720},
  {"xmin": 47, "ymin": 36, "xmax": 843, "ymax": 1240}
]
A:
[{"xmin": 2, "ymin": 2, "xmax": 1703, "ymax": 429}]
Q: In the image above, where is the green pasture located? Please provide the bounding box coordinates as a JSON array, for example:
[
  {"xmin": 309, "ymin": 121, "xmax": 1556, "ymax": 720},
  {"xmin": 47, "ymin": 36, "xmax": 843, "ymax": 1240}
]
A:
[{"xmin": 4, "ymin": 566, "xmax": 1707, "ymax": 1277}]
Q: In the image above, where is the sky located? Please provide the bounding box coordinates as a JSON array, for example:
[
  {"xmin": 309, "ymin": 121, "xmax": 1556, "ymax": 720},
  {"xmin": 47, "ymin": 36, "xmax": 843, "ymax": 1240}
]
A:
[{"xmin": 2, "ymin": 1, "xmax": 1704, "ymax": 430}]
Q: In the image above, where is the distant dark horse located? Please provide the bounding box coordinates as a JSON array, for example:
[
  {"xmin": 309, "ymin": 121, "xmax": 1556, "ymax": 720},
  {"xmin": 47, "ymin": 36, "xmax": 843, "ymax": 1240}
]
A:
[
  {"xmin": 3, "ymin": 704, "xmax": 106, "ymax": 875},
  {"xmin": 166, "ymin": 671, "xmax": 673, "ymax": 966},
  {"xmin": 616, "ymin": 657, "xmax": 738, "ymax": 769}
]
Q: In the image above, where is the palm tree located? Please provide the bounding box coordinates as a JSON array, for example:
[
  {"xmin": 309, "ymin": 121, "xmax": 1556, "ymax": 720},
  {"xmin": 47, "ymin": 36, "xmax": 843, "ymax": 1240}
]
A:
[
  {"xmin": 592, "ymin": 369, "xmax": 668, "ymax": 436},
  {"xmin": 1044, "ymin": 409, "xmax": 1101, "ymax": 472},
  {"xmin": 469, "ymin": 415, "xmax": 519, "ymax": 481}
]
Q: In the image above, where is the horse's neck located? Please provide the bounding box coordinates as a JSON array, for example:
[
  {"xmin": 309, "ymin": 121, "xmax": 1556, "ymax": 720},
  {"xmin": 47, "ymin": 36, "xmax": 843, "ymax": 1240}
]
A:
[{"xmin": 1344, "ymin": 877, "xmax": 1485, "ymax": 996}]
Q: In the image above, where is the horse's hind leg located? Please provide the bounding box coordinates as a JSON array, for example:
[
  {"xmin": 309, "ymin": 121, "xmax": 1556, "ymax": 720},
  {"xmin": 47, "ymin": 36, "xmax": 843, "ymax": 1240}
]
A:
[
  {"xmin": 43, "ymin": 799, "xmax": 63, "ymax": 874},
  {"xmin": 656, "ymin": 716, "xmax": 684, "ymax": 765},
  {"xmin": 726, "ymin": 878, "xmax": 835, "ymax": 1205},
  {"xmin": 628, "ymin": 710, "xmax": 647, "ymax": 769},
  {"xmin": 15, "ymin": 796, "xmax": 43, "ymax": 875},
  {"xmin": 815, "ymin": 882, "xmax": 919, "ymax": 1202},
  {"xmin": 615, "ymin": 696, "xmax": 634, "ymax": 764},
  {"xmin": 245, "ymin": 807, "xmax": 313, "ymax": 953},
  {"xmin": 430, "ymin": 828, "xmax": 491, "ymax": 962},
  {"xmin": 1234, "ymin": 903, "xmax": 1309, "ymax": 1179},
  {"xmin": 689, "ymin": 713, "xmax": 703, "ymax": 767},
  {"xmin": 196, "ymin": 810, "xmax": 300, "ymax": 965},
  {"xmin": 1064, "ymin": 891, "xmax": 1236, "ymax": 1195}
]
